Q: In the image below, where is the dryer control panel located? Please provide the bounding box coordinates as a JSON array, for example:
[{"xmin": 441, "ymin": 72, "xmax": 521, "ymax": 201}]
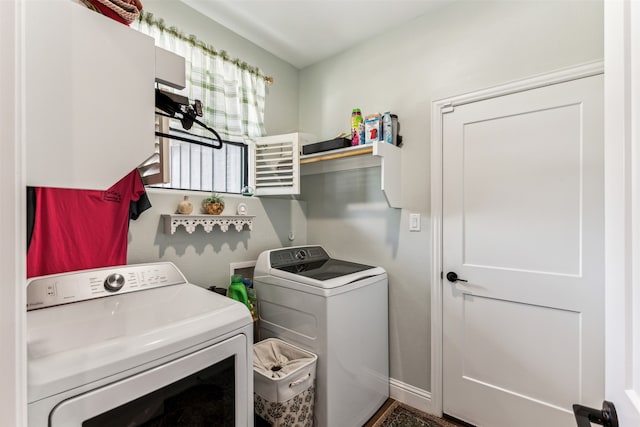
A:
[{"xmin": 26, "ymin": 262, "xmax": 187, "ymax": 311}]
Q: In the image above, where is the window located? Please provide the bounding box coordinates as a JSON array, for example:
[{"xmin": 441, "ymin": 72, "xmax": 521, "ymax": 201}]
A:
[
  {"xmin": 155, "ymin": 128, "xmax": 248, "ymax": 194},
  {"xmin": 132, "ymin": 12, "xmax": 268, "ymax": 194}
]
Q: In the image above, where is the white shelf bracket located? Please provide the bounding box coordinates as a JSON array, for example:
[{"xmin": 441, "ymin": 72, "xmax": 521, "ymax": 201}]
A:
[{"xmin": 373, "ymin": 142, "xmax": 402, "ymax": 208}]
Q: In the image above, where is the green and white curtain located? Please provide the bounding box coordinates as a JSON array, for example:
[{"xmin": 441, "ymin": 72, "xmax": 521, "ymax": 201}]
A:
[{"xmin": 133, "ymin": 13, "xmax": 267, "ymax": 143}]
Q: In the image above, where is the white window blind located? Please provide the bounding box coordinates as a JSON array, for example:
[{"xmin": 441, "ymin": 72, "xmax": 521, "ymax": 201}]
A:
[
  {"xmin": 139, "ymin": 114, "xmax": 170, "ymax": 185},
  {"xmin": 254, "ymin": 133, "xmax": 303, "ymax": 196}
]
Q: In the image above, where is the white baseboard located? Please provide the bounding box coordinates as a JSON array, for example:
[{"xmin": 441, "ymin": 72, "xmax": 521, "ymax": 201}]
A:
[{"xmin": 389, "ymin": 378, "xmax": 435, "ymax": 415}]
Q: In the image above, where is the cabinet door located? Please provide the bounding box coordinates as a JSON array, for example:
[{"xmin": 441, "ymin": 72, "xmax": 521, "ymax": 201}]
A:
[{"xmin": 25, "ymin": 0, "xmax": 155, "ymax": 189}]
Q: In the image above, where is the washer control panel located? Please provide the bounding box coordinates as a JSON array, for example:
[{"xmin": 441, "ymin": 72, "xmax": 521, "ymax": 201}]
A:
[
  {"xmin": 26, "ymin": 262, "xmax": 187, "ymax": 311},
  {"xmin": 270, "ymin": 246, "xmax": 329, "ymax": 268}
]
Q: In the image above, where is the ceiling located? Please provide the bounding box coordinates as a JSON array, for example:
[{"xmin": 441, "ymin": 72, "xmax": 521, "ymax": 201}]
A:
[{"xmin": 180, "ymin": 0, "xmax": 447, "ymax": 69}]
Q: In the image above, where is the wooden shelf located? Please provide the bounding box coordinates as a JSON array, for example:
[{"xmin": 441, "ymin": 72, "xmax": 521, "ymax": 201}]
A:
[
  {"xmin": 300, "ymin": 142, "xmax": 402, "ymax": 208},
  {"xmin": 300, "ymin": 145, "xmax": 373, "ymax": 164},
  {"xmin": 162, "ymin": 214, "xmax": 255, "ymax": 234}
]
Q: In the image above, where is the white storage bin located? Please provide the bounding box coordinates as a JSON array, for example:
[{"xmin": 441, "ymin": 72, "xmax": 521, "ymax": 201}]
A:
[{"xmin": 253, "ymin": 338, "xmax": 317, "ymax": 427}]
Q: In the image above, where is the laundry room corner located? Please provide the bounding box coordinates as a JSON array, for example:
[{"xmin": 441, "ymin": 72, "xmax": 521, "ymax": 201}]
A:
[
  {"xmin": 14, "ymin": 0, "xmax": 609, "ymax": 424},
  {"xmin": 127, "ymin": 188, "xmax": 308, "ymax": 288}
]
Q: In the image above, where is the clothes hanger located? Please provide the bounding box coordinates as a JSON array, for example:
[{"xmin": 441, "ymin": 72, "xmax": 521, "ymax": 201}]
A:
[{"xmin": 155, "ymin": 88, "xmax": 223, "ymax": 149}]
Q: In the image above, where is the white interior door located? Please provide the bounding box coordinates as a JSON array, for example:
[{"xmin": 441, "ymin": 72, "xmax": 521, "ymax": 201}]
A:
[{"xmin": 442, "ymin": 74, "xmax": 604, "ymax": 427}]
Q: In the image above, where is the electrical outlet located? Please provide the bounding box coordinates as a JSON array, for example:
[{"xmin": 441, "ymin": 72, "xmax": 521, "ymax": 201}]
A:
[{"xmin": 409, "ymin": 213, "xmax": 421, "ymax": 231}]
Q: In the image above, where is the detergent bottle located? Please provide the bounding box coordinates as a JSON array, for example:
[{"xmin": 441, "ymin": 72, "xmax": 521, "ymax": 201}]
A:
[
  {"xmin": 351, "ymin": 108, "xmax": 363, "ymax": 146},
  {"xmin": 227, "ymin": 275, "xmax": 250, "ymax": 310},
  {"xmin": 382, "ymin": 111, "xmax": 393, "ymax": 144}
]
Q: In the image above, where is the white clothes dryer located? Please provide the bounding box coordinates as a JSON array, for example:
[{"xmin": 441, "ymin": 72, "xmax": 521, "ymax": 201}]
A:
[
  {"xmin": 254, "ymin": 246, "xmax": 389, "ymax": 427},
  {"xmin": 27, "ymin": 262, "xmax": 254, "ymax": 427}
]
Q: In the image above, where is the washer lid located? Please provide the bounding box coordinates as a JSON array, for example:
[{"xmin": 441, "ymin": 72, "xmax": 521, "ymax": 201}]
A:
[
  {"xmin": 27, "ymin": 275, "xmax": 251, "ymax": 403},
  {"xmin": 266, "ymin": 265, "xmax": 386, "ymax": 289},
  {"xmin": 264, "ymin": 246, "xmax": 386, "ymax": 289},
  {"xmin": 274, "ymin": 258, "xmax": 375, "ymax": 280}
]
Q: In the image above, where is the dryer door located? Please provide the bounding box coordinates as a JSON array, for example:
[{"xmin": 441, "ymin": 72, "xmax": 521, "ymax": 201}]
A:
[{"xmin": 49, "ymin": 334, "xmax": 248, "ymax": 426}]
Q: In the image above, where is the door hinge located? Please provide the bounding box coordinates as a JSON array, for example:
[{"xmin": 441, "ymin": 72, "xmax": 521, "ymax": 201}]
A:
[
  {"xmin": 440, "ymin": 271, "xmax": 443, "ymax": 279},
  {"xmin": 441, "ymin": 103, "xmax": 454, "ymax": 114}
]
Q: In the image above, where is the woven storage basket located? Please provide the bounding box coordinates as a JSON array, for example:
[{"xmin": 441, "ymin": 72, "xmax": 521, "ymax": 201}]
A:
[{"xmin": 253, "ymin": 339, "xmax": 317, "ymax": 427}]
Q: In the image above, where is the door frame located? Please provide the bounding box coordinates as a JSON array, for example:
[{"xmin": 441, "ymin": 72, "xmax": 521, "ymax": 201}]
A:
[
  {"xmin": 429, "ymin": 61, "xmax": 604, "ymax": 417},
  {"xmin": 603, "ymin": 1, "xmax": 640, "ymax": 424},
  {"xmin": 1, "ymin": 0, "xmax": 27, "ymax": 425}
]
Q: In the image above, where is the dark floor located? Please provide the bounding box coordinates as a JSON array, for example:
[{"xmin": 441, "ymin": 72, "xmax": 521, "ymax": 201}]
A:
[
  {"xmin": 363, "ymin": 398, "xmax": 396, "ymax": 426},
  {"xmin": 363, "ymin": 399, "xmax": 472, "ymax": 427},
  {"xmin": 256, "ymin": 398, "xmax": 472, "ymax": 427}
]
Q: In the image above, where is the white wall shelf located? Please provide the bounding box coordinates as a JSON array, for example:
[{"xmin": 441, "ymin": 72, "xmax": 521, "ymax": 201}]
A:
[
  {"xmin": 162, "ymin": 214, "xmax": 255, "ymax": 234},
  {"xmin": 300, "ymin": 142, "xmax": 402, "ymax": 208}
]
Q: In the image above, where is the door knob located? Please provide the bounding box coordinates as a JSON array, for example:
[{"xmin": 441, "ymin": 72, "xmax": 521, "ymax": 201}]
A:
[
  {"xmin": 573, "ymin": 400, "xmax": 618, "ymax": 427},
  {"xmin": 446, "ymin": 272, "xmax": 468, "ymax": 283}
]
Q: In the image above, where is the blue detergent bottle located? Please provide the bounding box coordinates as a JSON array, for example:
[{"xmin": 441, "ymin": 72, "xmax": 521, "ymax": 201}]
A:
[{"xmin": 227, "ymin": 274, "xmax": 250, "ymax": 310}]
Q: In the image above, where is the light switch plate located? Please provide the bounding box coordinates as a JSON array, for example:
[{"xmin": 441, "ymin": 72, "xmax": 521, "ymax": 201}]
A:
[{"xmin": 409, "ymin": 213, "xmax": 421, "ymax": 231}]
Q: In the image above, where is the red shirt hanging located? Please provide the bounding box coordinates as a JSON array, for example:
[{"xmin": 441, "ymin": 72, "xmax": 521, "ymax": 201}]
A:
[{"xmin": 27, "ymin": 170, "xmax": 151, "ymax": 278}]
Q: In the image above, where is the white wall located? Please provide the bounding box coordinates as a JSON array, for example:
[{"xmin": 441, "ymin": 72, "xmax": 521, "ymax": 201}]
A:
[
  {"xmin": 127, "ymin": 1, "xmax": 305, "ymax": 287},
  {"xmin": 299, "ymin": 0, "xmax": 603, "ymax": 393}
]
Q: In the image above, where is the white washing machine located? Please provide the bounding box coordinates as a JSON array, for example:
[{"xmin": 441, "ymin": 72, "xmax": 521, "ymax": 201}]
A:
[
  {"xmin": 27, "ymin": 262, "xmax": 254, "ymax": 427},
  {"xmin": 254, "ymin": 246, "xmax": 389, "ymax": 427}
]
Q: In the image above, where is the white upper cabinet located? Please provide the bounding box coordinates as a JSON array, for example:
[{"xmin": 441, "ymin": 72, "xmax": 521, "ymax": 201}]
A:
[{"xmin": 25, "ymin": 0, "xmax": 155, "ymax": 190}]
